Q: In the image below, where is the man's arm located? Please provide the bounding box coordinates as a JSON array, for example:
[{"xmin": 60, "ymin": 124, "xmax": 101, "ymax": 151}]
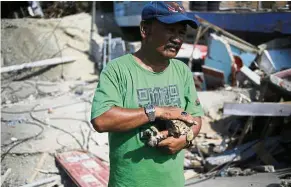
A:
[
  {"xmin": 91, "ymin": 106, "xmax": 196, "ymax": 133},
  {"xmin": 192, "ymin": 116, "xmax": 202, "ymax": 137},
  {"xmin": 91, "ymin": 107, "xmax": 148, "ymax": 132}
]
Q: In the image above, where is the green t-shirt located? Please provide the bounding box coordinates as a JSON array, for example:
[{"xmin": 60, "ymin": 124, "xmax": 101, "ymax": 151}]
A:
[{"xmin": 91, "ymin": 54, "xmax": 204, "ymax": 187}]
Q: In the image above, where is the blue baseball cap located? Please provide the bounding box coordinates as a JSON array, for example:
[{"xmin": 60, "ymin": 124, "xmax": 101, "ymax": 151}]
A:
[{"xmin": 142, "ymin": 1, "xmax": 198, "ymax": 28}]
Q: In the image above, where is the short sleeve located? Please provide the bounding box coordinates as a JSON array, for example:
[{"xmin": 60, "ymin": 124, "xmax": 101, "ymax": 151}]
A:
[
  {"xmin": 184, "ymin": 68, "xmax": 204, "ymax": 117},
  {"xmin": 91, "ymin": 64, "xmax": 123, "ymax": 120}
]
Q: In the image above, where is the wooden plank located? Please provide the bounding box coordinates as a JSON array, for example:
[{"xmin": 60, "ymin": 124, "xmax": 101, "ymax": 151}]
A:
[
  {"xmin": 20, "ymin": 176, "xmax": 61, "ymax": 187},
  {"xmin": 1, "ymin": 168, "xmax": 12, "ymax": 186},
  {"xmin": 270, "ymin": 74, "xmax": 291, "ymax": 92},
  {"xmin": 237, "ymin": 117, "xmax": 254, "ymax": 146},
  {"xmin": 273, "ymin": 68, "xmax": 291, "ymax": 78},
  {"xmin": 188, "ymin": 26, "xmax": 202, "ymax": 70},
  {"xmin": 202, "ymin": 65, "xmax": 225, "ymax": 79},
  {"xmin": 202, "ymin": 65, "xmax": 225, "ymax": 88},
  {"xmin": 240, "ymin": 65, "xmax": 261, "ymax": 86},
  {"xmin": 27, "ymin": 153, "xmax": 48, "ymax": 183},
  {"xmin": 223, "ymin": 102, "xmax": 291, "ymax": 116},
  {"xmin": 252, "ymin": 142, "xmax": 280, "ymax": 166},
  {"xmin": 1, "ymin": 57, "xmax": 76, "ymax": 73},
  {"xmin": 55, "ymin": 150, "xmax": 109, "ymax": 187}
]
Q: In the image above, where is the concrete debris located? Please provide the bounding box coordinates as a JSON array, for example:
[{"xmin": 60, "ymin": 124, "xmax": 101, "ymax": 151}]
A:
[
  {"xmin": 252, "ymin": 165, "xmax": 275, "ymax": 173},
  {"xmin": 184, "ymin": 170, "xmax": 199, "ymax": 181},
  {"xmin": 222, "ymin": 167, "xmax": 255, "ymax": 177}
]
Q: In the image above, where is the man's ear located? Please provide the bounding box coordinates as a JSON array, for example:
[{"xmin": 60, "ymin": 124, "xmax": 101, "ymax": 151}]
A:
[{"xmin": 140, "ymin": 21, "xmax": 151, "ymax": 39}]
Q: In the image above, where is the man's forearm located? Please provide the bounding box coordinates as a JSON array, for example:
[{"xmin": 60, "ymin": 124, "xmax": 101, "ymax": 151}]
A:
[
  {"xmin": 91, "ymin": 106, "xmax": 150, "ymax": 132},
  {"xmin": 192, "ymin": 117, "xmax": 202, "ymax": 137}
]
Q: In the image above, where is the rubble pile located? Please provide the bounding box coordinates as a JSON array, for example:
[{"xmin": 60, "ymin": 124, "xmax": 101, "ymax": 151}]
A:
[
  {"xmin": 183, "ymin": 79, "xmax": 291, "ymax": 186},
  {"xmin": 41, "ymin": 2, "xmax": 91, "ymax": 18},
  {"xmin": 1, "ymin": 13, "xmax": 102, "ymax": 83},
  {"xmin": 181, "ymin": 18, "xmax": 291, "ymax": 186}
]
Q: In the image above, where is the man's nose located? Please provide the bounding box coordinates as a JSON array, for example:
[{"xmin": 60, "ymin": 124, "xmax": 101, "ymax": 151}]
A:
[{"xmin": 170, "ymin": 35, "xmax": 183, "ymax": 45}]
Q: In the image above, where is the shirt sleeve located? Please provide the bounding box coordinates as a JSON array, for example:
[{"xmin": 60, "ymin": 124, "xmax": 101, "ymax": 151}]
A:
[
  {"xmin": 184, "ymin": 68, "xmax": 204, "ymax": 117},
  {"xmin": 91, "ymin": 64, "xmax": 123, "ymax": 120}
]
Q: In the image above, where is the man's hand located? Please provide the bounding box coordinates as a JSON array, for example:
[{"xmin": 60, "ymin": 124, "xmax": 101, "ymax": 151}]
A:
[
  {"xmin": 157, "ymin": 131, "xmax": 187, "ymax": 155},
  {"xmin": 155, "ymin": 106, "xmax": 196, "ymax": 125}
]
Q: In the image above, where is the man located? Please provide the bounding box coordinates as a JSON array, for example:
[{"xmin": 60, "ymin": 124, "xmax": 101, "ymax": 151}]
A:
[{"xmin": 91, "ymin": 2, "xmax": 204, "ymax": 187}]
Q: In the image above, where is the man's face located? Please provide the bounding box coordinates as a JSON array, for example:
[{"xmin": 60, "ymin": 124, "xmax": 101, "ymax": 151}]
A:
[{"xmin": 144, "ymin": 20, "xmax": 187, "ymax": 59}]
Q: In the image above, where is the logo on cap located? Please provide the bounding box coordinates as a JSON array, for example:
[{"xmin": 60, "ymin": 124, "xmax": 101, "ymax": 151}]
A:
[{"xmin": 165, "ymin": 2, "xmax": 185, "ymax": 13}]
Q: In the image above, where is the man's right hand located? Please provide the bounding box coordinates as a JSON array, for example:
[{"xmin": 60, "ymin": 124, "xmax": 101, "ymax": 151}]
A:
[{"xmin": 155, "ymin": 106, "xmax": 196, "ymax": 125}]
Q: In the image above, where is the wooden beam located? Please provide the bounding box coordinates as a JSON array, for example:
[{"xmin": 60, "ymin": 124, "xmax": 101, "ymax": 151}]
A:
[
  {"xmin": 27, "ymin": 153, "xmax": 48, "ymax": 184},
  {"xmin": 188, "ymin": 26, "xmax": 202, "ymax": 69},
  {"xmin": 1, "ymin": 168, "xmax": 12, "ymax": 186},
  {"xmin": 20, "ymin": 176, "xmax": 61, "ymax": 187},
  {"xmin": 240, "ymin": 65, "xmax": 261, "ymax": 86},
  {"xmin": 223, "ymin": 102, "xmax": 291, "ymax": 116},
  {"xmin": 1, "ymin": 57, "xmax": 76, "ymax": 73}
]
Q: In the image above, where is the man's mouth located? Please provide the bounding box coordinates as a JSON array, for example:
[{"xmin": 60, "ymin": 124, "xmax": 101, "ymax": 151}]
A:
[
  {"xmin": 168, "ymin": 47, "xmax": 177, "ymax": 52},
  {"xmin": 165, "ymin": 44, "xmax": 180, "ymax": 52}
]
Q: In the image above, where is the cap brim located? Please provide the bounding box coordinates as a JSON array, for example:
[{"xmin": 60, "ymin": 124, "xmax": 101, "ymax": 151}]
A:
[{"xmin": 156, "ymin": 14, "xmax": 198, "ymax": 29}]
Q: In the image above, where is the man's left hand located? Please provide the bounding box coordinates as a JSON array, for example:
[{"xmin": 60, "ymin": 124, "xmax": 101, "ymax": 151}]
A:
[{"xmin": 157, "ymin": 132, "xmax": 187, "ymax": 155}]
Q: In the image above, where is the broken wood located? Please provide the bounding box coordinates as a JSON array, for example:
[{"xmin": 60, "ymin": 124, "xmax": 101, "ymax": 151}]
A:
[
  {"xmin": 237, "ymin": 117, "xmax": 254, "ymax": 146},
  {"xmin": 188, "ymin": 26, "xmax": 202, "ymax": 70},
  {"xmin": 1, "ymin": 168, "xmax": 12, "ymax": 186},
  {"xmin": 1, "ymin": 56, "xmax": 76, "ymax": 73},
  {"xmin": 240, "ymin": 66, "xmax": 261, "ymax": 86},
  {"xmin": 34, "ymin": 168, "xmax": 59, "ymax": 175},
  {"xmin": 252, "ymin": 141, "xmax": 280, "ymax": 167},
  {"xmin": 27, "ymin": 152, "xmax": 48, "ymax": 183},
  {"xmin": 223, "ymin": 102, "xmax": 291, "ymax": 116},
  {"xmin": 20, "ymin": 176, "xmax": 61, "ymax": 187}
]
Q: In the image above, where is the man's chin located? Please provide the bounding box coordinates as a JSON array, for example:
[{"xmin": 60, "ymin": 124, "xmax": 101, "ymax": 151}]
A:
[{"xmin": 162, "ymin": 51, "xmax": 178, "ymax": 59}]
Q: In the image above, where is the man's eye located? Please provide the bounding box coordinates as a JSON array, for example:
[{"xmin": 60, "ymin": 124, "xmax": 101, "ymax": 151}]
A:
[
  {"xmin": 179, "ymin": 31, "xmax": 186, "ymax": 36},
  {"xmin": 166, "ymin": 28, "xmax": 175, "ymax": 33}
]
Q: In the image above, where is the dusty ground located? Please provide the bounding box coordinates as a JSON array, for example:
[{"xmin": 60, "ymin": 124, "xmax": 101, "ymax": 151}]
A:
[{"xmin": 1, "ymin": 81, "xmax": 108, "ymax": 186}]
